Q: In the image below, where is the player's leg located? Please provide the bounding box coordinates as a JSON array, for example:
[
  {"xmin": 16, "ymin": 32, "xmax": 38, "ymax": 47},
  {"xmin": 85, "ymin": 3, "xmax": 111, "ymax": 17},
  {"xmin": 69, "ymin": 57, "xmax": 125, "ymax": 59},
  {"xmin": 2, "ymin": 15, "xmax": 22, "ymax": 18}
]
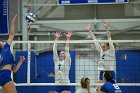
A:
[
  {"xmin": 1, "ymin": 70, "xmax": 17, "ymax": 93},
  {"xmin": 99, "ymin": 70, "xmax": 104, "ymax": 83},
  {"xmin": 2, "ymin": 81, "xmax": 17, "ymax": 93},
  {"xmin": 55, "ymin": 86, "xmax": 61, "ymax": 93}
]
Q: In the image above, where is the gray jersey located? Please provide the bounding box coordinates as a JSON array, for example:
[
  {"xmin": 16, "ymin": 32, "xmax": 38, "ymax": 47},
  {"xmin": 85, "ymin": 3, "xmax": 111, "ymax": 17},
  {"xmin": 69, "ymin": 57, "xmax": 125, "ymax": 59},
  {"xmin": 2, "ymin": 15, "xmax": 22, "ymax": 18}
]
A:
[
  {"xmin": 98, "ymin": 48, "xmax": 116, "ymax": 70},
  {"xmin": 55, "ymin": 60, "xmax": 70, "ymax": 83},
  {"xmin": 75, "ymin": 88, "xmax": 96, "ymax": 93},
  {"xmin": 94, "ymin": 38, "xmax": 116, "ymax": 71},
  {"xmin": 53, "ymin": 41, "xmax": 71, "ymax": 84}
]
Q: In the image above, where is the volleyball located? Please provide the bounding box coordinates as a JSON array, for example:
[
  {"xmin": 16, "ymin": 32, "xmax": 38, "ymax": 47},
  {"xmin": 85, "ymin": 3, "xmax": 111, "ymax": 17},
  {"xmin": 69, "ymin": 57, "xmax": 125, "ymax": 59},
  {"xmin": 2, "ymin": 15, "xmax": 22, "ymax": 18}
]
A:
[{"xmin": 25, "ymin": 12, "xmax": 37, "ymax": 23}]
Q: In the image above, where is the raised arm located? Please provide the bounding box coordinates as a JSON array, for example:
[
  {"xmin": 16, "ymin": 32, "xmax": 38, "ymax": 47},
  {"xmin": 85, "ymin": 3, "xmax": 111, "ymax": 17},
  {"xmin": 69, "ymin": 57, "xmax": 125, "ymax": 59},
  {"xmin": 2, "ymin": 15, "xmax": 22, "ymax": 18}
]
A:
[
  {"xmin": 87, "ymin": 24, "xmax": 102, "ymax": 53},
  {"xmin": 65, "ymin": 32, "xmax": 72, "ymax": 66},
  {"xmin": 103, "ymin": 20, "xmax": 115, "ymax": 52},
  {"xmin": 53, "ymin": 32, "xmax": 61, "ymax": 63},
  {"xmin": 7, "ymin": 14, "xmax": 17, "ymax": 45},
  {"xmin": 87, "ymin": 24, "xmax": 96, "ymax": 40},
  {"xmin": 13, "ymin": 56, "xmax": 25, "ymax": 73}
]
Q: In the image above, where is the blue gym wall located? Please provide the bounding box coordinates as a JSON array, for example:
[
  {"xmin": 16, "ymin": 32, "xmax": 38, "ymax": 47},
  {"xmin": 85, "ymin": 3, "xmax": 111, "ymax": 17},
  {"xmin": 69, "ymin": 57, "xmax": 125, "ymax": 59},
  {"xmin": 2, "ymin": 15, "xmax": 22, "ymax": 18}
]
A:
[
  {"xmin": 116, "ymin": 50, "xmax": 140, "ymax": 93},
  {"xmin": 14, "ymin": 50, "xmax": 140, "ymax": 93},
  {"xmin": 14, "ymin": 51, "xmax": 75, "ymax": 93}
]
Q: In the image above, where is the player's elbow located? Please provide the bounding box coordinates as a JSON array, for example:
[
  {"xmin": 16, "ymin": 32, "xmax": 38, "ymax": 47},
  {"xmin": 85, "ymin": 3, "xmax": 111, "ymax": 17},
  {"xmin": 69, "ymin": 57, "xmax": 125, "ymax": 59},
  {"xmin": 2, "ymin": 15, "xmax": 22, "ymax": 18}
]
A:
[
  {"xmin": 12, "ymin": 68, "xmax": 17, "ymax": 73},
  {"xmin": 10, "ymin": 31, "xmax": 15, "ymax": 36},
  {"xmin": 13, "ymin": 70, "xmax": 17, "ymax": 73},
  {"xmin": 8, "ymin": 29, "xmax": 15, "ymax": 41},
  {"xmin": 7, "ymin": 36, "xmax": 14, "ymax": 45}
]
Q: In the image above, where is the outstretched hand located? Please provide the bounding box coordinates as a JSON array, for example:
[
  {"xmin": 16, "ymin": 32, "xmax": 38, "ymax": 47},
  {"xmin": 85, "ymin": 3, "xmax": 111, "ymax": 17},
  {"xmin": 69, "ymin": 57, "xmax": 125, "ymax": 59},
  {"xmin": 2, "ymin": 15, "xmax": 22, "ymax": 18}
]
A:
[
  {"xmin": 86, "ymin": 24, "xmax": 93, "ymax": 31},
  {"xmin": 7, "ymin": 14, "xmax": 18, "ymax": 45},
  {"xmin": 20, "ymin": 56, "xmax": 25, "ymax": 62},
  {"xmin": 55, "ymin": 32, "xmax": 62, "ymax": 39},
  {"xmin": 11, "ymin": 14, "xmax": 18, "ymax": 23},
  {"xmin": 103, "ymin": 20, "xmax": 110, "ymax": 30},
  {"xmin": 65, "ymin": 31, "xmax": 73, "ymax": 39},
  {"xmin": 97, "ymin": 85, "xmax": 101, "ymax": 92}
]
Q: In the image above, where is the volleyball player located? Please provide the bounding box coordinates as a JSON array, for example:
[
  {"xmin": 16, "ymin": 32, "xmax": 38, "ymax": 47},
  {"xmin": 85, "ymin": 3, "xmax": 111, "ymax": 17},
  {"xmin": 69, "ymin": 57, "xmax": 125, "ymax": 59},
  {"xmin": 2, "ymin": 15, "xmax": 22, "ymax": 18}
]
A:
[
  {"xmin": 0, "ymin": 14, "xmax": 25, "ymax": 93},
  {"xmin": 97, "ymin": 71, "xmax": 122, "ymax": 93},
  {"xmin": 75, "ymin": 77, "xmax": 96, "ymax": 93},
  {"xmin": 87, "ymin": 21, "xmax": 116, "ymax": 83},
  {"xmin": 53, "ymin": 31, "xmax": 72, "ymax": 93}
]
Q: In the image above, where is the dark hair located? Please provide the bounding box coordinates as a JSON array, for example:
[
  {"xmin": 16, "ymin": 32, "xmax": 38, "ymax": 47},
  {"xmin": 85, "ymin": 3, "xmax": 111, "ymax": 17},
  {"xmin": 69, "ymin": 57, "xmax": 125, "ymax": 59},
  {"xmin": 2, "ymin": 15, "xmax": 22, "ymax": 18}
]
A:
[
  {"xmin": 105, "ymin": 43, "xmax": 118, "ymax": 49},
  {"xmin": 60, "ymin": 50, "xmax": 65, "ymax": 53},
  {"xmin": 81, "ymin": 77, "xmax": 91, "ymax": 93},
  {"xmin": 103, "ymin": 71, "xmax": 115, "ymax": 84},
  {"xmin": 105, "ymin": 43, "xmax": 109, "ymax": 47}
]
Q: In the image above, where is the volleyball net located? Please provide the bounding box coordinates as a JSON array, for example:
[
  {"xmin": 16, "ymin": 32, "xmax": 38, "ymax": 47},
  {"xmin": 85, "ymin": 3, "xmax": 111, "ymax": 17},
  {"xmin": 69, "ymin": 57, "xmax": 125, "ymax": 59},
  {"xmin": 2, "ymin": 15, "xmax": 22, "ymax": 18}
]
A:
[{"xmin": 10, "ymin": 40, "xmax": 140, "ymax": 87}]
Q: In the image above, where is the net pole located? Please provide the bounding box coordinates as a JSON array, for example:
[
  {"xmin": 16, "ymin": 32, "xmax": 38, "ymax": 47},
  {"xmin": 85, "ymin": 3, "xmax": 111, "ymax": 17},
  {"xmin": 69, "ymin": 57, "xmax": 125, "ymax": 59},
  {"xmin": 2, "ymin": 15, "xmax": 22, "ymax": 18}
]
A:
[
  {"xmin": 27, "ymin": 42, "xmax": 31, "ymax": 84},
  {"xmin": 10, "ymin": 43, "xmax": 14, "ymax": 80}
]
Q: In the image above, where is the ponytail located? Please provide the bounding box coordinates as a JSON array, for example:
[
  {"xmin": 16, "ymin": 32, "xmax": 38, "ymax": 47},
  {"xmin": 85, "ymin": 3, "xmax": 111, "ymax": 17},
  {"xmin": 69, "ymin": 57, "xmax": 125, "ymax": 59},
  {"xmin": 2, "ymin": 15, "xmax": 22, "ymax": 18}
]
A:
[
  {"xmin": 87, "ymin": 84, "xmax": 91, "ymax": 93},
  {"xmin": 104, "ymin": 71, "xmax": 115, "ymax": 84},
  {"xmin": 81, "ymin": 77, "xmax": 91, "ymax": 93},
  {"xmin": 110, "ymin": 79, "xmax": 115, "ymax": 84}
]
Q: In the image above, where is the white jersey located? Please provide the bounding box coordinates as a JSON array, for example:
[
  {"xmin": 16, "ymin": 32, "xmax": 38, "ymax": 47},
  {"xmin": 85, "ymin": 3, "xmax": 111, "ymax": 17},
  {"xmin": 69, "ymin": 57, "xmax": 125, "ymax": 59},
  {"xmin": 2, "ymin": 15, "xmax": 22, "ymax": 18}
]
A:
[
  {"xmin": 94, "ymin": 38, "xmax": 116, "ymax": 71},
  {"xmin": 53, "ymin": 41, "xmax": 71, "ymax": 84},
  {"xmin": 75, "ymin": 88, "xmax": 96, "ymax": 93},
  {"xmin": 55, "ymin": 59, "xmax": 70, "ymax": 84}
]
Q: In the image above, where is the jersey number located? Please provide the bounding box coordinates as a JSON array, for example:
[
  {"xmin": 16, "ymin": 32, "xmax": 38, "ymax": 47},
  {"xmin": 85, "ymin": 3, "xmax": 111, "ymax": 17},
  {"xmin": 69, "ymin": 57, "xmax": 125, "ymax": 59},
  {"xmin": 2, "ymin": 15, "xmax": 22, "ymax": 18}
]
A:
[
  {"xmin": 58, "ymin": 64, "xmax": 61, "ymax": 70},
  {"xmin": 113, "ymin": 84, "xmax": 120, "ymax": 90},
  {"xmin": 102, "ymin": 54, "xmax": 105, "ymax": 59}
]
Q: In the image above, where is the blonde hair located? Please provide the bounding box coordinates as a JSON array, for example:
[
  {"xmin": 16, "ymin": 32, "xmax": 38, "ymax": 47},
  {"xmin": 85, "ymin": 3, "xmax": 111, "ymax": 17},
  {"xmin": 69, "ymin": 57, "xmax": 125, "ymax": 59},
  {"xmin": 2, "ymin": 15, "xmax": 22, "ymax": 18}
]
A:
[{"xmin": 81, "ymin": 77, "xmax": 91, "ymax": 93}]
